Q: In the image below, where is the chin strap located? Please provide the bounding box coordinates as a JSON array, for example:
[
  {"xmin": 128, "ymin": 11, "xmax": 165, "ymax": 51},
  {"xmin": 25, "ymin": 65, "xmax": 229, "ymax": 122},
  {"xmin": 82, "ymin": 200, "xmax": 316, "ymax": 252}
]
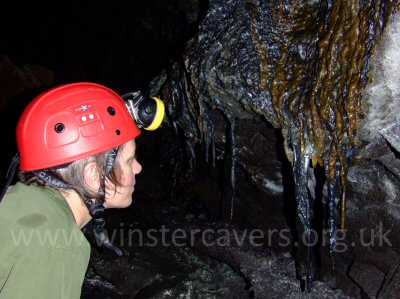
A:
[
  {"xmin": 34, "ymin": 147, "xmax": 123, "ymax": 256},
  {"xmin": 0, "ymin": 153, "xmax": 20, "ymax": 202},
  {"xmin": 84, "ymin": 198, "xmax": 123, "ymax": 256},
  {"xmin": 85, "ymin": 146, "xmax": 122, "ymax": 256}
]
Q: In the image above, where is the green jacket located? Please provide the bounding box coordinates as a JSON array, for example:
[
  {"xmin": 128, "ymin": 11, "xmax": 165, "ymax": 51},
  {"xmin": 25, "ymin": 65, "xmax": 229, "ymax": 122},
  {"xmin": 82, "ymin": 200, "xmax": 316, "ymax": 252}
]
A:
[{"xmin": 0, "ymin": 182, "xmax": 90, "ymax": 299}]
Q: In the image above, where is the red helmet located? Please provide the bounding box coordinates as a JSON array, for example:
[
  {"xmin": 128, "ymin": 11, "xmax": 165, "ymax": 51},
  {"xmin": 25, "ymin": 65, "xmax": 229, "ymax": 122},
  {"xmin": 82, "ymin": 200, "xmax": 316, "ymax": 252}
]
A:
[{"xmin": 17, "ymin": 82, "xmax": 141, "ymax": 171}]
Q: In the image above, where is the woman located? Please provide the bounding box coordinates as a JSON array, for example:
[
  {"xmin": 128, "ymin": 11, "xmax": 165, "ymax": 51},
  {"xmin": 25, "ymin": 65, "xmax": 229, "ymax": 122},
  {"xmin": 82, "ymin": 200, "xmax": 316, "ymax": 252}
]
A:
[{"xmin": 0, "ymin": 82, "xmax": 145, "ymax": 298}]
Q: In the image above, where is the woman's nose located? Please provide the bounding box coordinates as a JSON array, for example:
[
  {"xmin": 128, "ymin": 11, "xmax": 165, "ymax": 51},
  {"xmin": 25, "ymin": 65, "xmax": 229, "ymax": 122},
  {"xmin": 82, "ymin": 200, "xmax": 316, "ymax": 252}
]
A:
[{"xmin": 133, "ymin": 160, "xmax": 142, "ymax": 174}]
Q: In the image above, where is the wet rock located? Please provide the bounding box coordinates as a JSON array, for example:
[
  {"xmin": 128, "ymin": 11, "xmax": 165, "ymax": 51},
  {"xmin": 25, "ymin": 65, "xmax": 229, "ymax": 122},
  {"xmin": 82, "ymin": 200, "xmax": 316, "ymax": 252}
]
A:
[
  {"xmin": 82, "ymin": 267, "xmax": 125, "ymax": 299},
  {"xmin": 82, "ymin": 241, "xmax": 248, "ymax": 298},
  {"xmin": 357, "ymin": 12, "xmax": 400, "ymax": 174},
  {"xmin": 158, "ymin": 0, "xmax": 400, "ymax": 296},
  {"xmin": 86, "ymin": 249, "xmax": 161, "ymax": 298},
  {"xmin": 378, "ymin": 262, "xmax": 400, "ymax": 298},
  {"xmin": 348, "ymin": 262, "xmax": 384, "ymax": 299},
  {"xmin": 174, "ymin": 220, "xmax": 351, "ymax": 298},
  {"xmin": 335, "ymin": 158, "xmax": 400, "ymax": 297},
  {"xmin": 83, "ymin": 216, "xmax": 351, "ymax": 298},
  {"xmin": 140, "ymin": 257, "xmax": 248, "ymax": 298},
  {"xmin": 359, "ymin": 13, "xmax": 400, "ymax": 148}
]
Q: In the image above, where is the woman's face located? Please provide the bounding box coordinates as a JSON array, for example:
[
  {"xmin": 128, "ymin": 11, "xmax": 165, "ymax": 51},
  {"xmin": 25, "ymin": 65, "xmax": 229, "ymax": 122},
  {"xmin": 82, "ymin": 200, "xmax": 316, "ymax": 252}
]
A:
[{"xmin": 104, "ymin": 140, "xmax": 142, "ymax": 209}]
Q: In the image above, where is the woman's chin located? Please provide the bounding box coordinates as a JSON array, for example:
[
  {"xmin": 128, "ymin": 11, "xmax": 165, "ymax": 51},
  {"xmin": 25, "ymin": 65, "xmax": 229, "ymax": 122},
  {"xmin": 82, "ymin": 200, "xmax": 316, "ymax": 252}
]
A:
[
  {"xmin": 123, "ymin": 198, "xmax": 133, "ymax": 208},
  {"xmin": 104, "ymin": 198, "xmax": 133, "ymax": 209}
]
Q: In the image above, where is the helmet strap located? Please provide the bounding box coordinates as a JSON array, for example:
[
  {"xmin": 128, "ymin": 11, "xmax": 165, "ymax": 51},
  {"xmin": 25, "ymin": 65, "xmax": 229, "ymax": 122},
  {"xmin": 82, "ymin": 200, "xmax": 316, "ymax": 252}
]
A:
[
  {"xmin": 32, "ymin": 147, "xmax": 123, "ymax": 256},
  {"xmin": 84, "ymin": 197, "xmax": 123, "ymax": 256},
  {"xmin": 33, "ymin": 170, "xmax": 72, "ymax": 189},
  {"xmin": 0, "ymin": 153, "xmax": 20, "ymax": 202},
  {"xmin": 85, "ymin": 146, "xmax": 122, "ymax": 256}
]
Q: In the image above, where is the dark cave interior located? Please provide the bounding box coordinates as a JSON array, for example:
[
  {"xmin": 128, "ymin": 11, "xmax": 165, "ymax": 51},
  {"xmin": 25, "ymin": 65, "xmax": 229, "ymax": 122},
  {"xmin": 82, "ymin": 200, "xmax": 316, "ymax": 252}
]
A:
[{"xmin": 0, "ymin": 0, "xmax": 205, "ymax": 184}]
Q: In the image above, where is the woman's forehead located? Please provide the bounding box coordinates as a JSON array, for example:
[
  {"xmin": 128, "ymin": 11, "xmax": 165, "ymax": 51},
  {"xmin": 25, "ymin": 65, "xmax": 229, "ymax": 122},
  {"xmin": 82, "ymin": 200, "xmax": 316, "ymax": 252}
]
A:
[{"xmin": 120, "ymin": 140, "xmax": 136, "ymax": 157}]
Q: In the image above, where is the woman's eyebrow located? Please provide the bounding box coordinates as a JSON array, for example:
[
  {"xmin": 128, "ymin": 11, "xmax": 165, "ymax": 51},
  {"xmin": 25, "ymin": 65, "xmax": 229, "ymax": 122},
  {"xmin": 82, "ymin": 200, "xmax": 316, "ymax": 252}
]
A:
[{"xmin": 127, "ymin": 152, "xmax": 137, "ymax": 160}]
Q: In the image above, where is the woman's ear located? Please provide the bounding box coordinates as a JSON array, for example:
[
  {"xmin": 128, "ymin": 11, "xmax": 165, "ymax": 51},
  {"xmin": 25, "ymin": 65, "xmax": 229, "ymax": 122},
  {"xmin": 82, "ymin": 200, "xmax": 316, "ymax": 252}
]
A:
[{"xmin": 83, "ymin": 161, "xmax": 101, "ymax": 191}]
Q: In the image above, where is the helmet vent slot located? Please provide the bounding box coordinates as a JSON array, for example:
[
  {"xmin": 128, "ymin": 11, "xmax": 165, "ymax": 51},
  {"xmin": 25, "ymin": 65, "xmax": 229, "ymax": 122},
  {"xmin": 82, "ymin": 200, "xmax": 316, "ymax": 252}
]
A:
[
  {"xmin": 107, "ymin": 106, "xmax": 116, "ymax": 116},
  {"xmin": 54, "ymin": 123, "xmax": 65, "ymax": 133}
]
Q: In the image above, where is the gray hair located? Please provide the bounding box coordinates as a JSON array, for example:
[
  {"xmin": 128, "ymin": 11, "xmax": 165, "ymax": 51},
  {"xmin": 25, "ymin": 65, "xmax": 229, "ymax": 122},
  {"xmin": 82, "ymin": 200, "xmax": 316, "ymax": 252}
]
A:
[{"xmin": 19, "ymin": 145, "xmax": 124, "ymax": 201}]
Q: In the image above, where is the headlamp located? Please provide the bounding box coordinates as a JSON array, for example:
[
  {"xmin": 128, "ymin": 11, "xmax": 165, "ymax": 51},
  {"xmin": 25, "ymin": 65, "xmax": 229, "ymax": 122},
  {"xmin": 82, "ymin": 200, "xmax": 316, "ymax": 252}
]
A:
[{"xmin": 122, "ymin": 91, "xmax": 165, "ymax": 131}]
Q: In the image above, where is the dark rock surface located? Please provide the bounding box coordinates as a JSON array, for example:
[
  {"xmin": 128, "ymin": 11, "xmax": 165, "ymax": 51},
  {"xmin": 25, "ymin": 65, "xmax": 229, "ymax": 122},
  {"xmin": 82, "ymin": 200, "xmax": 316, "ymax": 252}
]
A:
[
  {"xmin": 156, "ymin": 0, "xmax": 400, "ymax": 297},
  {"xmin": 82, "ymin": 205, "xmax": 351, "ymax": 298}
]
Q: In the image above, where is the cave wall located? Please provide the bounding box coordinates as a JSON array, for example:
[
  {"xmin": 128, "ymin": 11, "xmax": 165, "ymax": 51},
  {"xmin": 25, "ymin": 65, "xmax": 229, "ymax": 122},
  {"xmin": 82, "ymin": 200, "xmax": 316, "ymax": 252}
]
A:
[{"xmin": 158, "ymin": 0, "xmax": 400, "ymax": 297}]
